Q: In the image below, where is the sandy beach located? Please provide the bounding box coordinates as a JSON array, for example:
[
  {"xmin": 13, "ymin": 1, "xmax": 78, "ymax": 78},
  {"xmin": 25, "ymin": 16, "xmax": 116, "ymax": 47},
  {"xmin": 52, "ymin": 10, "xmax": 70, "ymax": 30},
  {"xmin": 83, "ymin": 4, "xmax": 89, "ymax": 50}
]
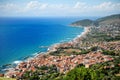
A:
[{"xmin": 48, "ymin": 27, "xmax": 91, "ymax": 52}]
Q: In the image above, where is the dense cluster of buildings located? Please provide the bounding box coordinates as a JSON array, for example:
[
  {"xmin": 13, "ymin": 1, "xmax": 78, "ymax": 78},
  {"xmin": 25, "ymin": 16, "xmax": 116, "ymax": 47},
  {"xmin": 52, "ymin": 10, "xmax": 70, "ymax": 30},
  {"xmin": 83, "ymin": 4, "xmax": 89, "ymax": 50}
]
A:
[{"xmin": 5, "ymin": 51, "xmax": 113, "ymax": 78}]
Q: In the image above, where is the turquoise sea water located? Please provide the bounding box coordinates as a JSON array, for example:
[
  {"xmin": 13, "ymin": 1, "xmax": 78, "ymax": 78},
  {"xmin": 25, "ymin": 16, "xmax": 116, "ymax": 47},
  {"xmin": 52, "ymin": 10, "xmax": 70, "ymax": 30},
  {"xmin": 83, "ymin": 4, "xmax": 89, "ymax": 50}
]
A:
[
  {"xmin": 0, "ymin": 17, "xmax": 98, "ymax": 71},
  {"xmin": 0, "ymin": 17, "xmax": 85, "ymax": 67}
]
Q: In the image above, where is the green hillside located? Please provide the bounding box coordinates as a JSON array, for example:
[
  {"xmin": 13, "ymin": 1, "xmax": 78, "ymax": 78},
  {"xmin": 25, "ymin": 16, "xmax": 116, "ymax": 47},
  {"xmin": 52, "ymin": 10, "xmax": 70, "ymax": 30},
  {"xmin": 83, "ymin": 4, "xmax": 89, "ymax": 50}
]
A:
[
  {"xmin": 96, "ymin": 14, "xmax": 120, "ymax": 22},
  {"xmin": 71, "ymin": 14, "xmax": 120, "ymax": 27},
  {"xmin": 0, "ymin": 77, "xmax": 16, "ymax": 80},
  {"xmin": 71, "ymin": 19, "xmax": 94, "ymax": 27},
  {"xmin": 96, "ymin": 14, "xmax": 120, "ymax": 25}
]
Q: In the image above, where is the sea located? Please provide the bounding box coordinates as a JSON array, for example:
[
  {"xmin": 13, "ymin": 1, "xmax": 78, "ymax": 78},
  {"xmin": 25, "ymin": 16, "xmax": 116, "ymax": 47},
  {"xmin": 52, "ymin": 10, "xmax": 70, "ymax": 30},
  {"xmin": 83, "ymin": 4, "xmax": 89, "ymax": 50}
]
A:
[{"xmin": 0, "ymin": 17, "xmax": 97, "ymax": 72}]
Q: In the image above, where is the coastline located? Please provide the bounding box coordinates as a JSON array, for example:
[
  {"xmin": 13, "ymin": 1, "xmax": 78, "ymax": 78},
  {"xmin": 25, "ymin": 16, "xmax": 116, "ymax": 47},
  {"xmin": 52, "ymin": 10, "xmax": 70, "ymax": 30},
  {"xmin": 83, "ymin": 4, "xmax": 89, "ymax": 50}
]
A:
[
  {"xmin": 1, "ymin": 14, "xmax": 119, "ymax": 79},
  {"xmin": 4, "ymin": 20, "xmax": 120, "ymax": 78},
  {"xmin": 2, "ymin": 26, "xmax": 91, "ymax": 78},
  {"xmin": 48, "ymin": 27, "xmax": 91, "ymax": 52},
  {"xmin": 17, "ymin": 26, "xmax": 89, "ymax": 63},
  {"xmin": 0, "ymin": 26, "xmax": 85, "ymax": 74},
  {"xmin": 18, "ymin": 27, "xmax": 88, "ymax": 63}
]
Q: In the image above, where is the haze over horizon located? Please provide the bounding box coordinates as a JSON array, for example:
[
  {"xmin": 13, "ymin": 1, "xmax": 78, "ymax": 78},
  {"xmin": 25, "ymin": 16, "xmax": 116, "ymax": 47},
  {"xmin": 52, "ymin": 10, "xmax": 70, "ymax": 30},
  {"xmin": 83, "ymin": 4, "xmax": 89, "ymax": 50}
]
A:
[{"xmin": 0, "ymin": 0, "xmax": 120, "ymax": 17}]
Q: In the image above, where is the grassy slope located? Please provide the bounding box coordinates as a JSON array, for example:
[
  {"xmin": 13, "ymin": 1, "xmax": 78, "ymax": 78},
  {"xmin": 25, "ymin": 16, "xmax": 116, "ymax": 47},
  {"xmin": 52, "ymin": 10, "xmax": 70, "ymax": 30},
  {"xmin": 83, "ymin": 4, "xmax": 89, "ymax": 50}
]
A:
[{"xmin": 0, "ymin": 77, "xmax": 16, "ymax": 80}]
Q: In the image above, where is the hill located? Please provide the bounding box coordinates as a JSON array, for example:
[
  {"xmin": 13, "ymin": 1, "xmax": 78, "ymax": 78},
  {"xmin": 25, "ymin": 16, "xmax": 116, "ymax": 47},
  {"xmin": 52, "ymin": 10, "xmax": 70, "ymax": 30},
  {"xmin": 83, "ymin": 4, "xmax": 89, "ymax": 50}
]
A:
[
  {"xmin": 96, "ymin": 14, "xmax": 120, "ymax": 25},
  {"xmin": 70, "ymin": 14, "xmax": 120, "ymax": 27},
  {"xmin": 70, "ymin": 19, "xmax": 94, "ymax": 27}
]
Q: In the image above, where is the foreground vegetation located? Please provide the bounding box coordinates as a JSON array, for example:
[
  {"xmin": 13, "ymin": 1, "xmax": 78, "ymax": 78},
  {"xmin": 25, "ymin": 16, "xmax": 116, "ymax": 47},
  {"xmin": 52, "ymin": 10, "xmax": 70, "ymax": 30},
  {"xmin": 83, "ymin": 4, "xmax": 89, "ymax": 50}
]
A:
[{"xmin": 0, "ymin": 77, "xmax": 16, "ymax": 80}]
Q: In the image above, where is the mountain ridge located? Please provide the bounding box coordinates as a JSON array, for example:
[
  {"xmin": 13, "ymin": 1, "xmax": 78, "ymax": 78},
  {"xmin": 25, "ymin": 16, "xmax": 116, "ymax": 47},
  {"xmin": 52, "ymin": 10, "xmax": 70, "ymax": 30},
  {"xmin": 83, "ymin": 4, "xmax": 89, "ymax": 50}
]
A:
[{"xmin": 71, "ymin": 14, "xmax": 120, "ymax": 27}]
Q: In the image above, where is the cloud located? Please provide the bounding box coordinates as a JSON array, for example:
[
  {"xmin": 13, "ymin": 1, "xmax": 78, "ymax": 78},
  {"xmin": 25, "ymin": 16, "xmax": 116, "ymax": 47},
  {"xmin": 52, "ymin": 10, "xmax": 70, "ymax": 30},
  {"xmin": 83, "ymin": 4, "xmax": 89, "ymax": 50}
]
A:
[
  {"xmin": 92, "ymin": 2, "xmax": 120, "ymax": 11},
  {"xmin": 24, "ymin": 1, "xmax": 48, "ymax": 11},
  {"xmin": 0, "ymin": 3, "xmax": 18, "ymax": 12},
  {"xmin": 73, "ymin": 2, "xmax": 87, "ymax": 9},
  {"xmin": 71, "ymin": 1, "xmax": 120, "ymax": 16},
  {"xmin": 0, "ymin": 1, "xmax": 120, "ymax": 17},
  {"xmin": 73, "ymin": 1, "xmax": 120, "ymax": 11},
  {"xmin": 49, "ymin": 4, "xmax": 68, "ymax": 9}
]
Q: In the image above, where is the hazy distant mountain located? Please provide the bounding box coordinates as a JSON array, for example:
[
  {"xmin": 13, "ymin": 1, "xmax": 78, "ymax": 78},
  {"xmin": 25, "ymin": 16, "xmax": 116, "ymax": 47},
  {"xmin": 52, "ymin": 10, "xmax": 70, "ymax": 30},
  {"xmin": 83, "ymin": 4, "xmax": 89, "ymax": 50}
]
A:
[
  {"xmin": 71, "ymin": 14, "xmax": 120, "ymax": 27},
  {"xmin": 96, "ymin": 14, "xmax": 120, "ymax": 25}
]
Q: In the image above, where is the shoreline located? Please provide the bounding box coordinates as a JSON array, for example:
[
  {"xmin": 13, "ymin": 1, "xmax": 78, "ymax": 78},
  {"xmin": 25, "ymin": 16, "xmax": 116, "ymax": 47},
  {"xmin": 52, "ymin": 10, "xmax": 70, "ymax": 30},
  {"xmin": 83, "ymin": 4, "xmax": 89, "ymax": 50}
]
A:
[
  {"xmin": 17, "ymin": 26, "xmax": 89, "ymax": 62},
  {"xmin": 47, "ymin": 27, "xmax": 90, "ymax": 52},
  {"xmin": 1, "ymin": 14, "xmax": 120, "ymax": 79},
  {"xmin": 2, "ymin": 26, "xmax": 90, "ymax": 76}
]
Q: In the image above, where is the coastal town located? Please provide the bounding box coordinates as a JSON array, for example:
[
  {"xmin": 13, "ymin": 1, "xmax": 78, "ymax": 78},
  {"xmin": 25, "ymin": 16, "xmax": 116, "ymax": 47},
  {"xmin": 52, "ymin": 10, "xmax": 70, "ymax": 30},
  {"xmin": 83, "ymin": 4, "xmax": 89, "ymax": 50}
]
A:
[
  {"xmin": 4, "ymin": 51, "xmax": 113, "ymax": 78},
  {"xmin": 0, "ymin": 14, "xmax": 120, "ymax": 80}
]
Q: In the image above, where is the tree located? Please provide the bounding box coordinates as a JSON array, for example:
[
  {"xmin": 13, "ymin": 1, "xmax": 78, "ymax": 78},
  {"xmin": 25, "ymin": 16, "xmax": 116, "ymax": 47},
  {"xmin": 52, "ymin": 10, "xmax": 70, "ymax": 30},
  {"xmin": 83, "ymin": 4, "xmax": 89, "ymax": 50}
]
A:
[{"xmin": 63, "ymin": 67, "xmax": 104, "ymax": 80}]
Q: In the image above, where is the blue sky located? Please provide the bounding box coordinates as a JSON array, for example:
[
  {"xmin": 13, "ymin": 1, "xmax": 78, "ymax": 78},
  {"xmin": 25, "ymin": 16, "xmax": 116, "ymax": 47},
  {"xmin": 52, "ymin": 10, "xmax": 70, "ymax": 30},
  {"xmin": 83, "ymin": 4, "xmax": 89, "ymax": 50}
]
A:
[{"xmin": 0, "ymin": 0, "xmax": 120, "ymax": 17}]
